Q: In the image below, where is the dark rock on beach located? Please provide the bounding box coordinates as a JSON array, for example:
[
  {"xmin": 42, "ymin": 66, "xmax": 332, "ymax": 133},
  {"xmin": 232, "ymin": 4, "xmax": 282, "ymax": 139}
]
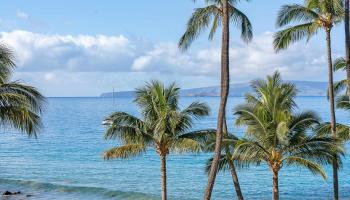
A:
[{"xmin": 2, "ymin": 191, "xmax": 21, "ymax": 196}]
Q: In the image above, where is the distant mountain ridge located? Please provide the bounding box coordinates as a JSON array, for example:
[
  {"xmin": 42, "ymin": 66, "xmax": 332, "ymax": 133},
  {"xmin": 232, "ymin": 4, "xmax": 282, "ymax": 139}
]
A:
[{"xmin": 100, "ymin": 81, "xmax": 329, "ymax": 97}]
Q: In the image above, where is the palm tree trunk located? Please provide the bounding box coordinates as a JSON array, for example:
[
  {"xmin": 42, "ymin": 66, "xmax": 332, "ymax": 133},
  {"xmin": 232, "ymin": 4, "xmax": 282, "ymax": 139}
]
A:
[
  {"xmin": 227, "ymin": 158, "xmax": 244, "ymax": 200},
  {"xmin": 345, "ymin": 0, "xmax": 350, "ymax": 97},
  {"xmin": 326, "ymin": 28, "xmax": 339, "ymax": 200},
  {"xmin": 204, "ymin": 0, "xmax": 230, "ymax": 199},
  {"xmin": 160, "ymin": 155, "xmax": 167, "ymax": 200},
  {"xmin": 223, "ymin": 117, "xmax": 244, "ymax": 200},
  {"xmin": 272, "ymin": 169, "xmax": 279, "ymax": 200}
]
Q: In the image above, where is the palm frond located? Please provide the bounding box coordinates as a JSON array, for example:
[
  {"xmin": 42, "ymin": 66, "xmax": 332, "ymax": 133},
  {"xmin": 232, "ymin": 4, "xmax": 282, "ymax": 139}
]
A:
[
  {"xmin": 179, "ymin": 5, "xmax": 219, "ymax": 51},
  {"xmin": 103, "ymin": 144, "xmax": 146, "ymax": 160},
  {"xmin": 208, "ymin": 14, "xmax": 221, "ymax": 40},
  {"xmin": 229, "ymin": 4, "xmax": 253, "ymax": 43},
  {"xmin": 104, "ymin": 112, "xmax": 152, "ymax": 144},
  {"xmin": 285, "ymin": 156, "xmax": 327, "ymax": 180},
  {"xmin": 0, "ymin": 44, "xmax": 45, "ymax": 137},
  {"xmin": 181, "ymin": 102, "xmax": 210, "ymax": 119},
  {"xmin": 334, "ymin": 80, "xmax": 347, "ymax": 96},
  {"xmin": 274, "ymin": 22, "xmax": 318, "ymax": 51},
  {"xmin": 336, "ymin": 95, "xmax": 350, "ymax": 110},
  {"xmin": 0, "ymin": 82, "xmax": 45, "ymax": 113},
  {"xmin": 0, "ymin": 43, "xmax": 15, "ymax": 83},
  {"xmin": 0, "ymin": 105, "xmax": 41, "ymax": 137},
  {"xmin": 233, "ymin": 72, "xmax": 344, "ymax": 182},
  {"xmin": 205, "ymin": 154, "xmax": 230, "ymax": 174},
  {"xmin": 171, "ymin": 138, "xmax": 203, "ymax": 153},
  {"xmin": 179, "ymin": 129, "xmax": 216, "ymax": 143},
  {"xmin": 104, "ymin": 80, "xmax": 211, "ymax": 160},
  {"xmin": 316, "ymin": 122, "xmax": 350, "ymax": 141},
  {"xmin": 179, "ymin": 0, "xmax": 252, "ymax": 50},
  {"xmin": 276, "ymin": 4, "xmax": 319, "ymax": 27},
  {"xmin": 333, "ymin": 57, "xmax": 346, "ymax": 71}
]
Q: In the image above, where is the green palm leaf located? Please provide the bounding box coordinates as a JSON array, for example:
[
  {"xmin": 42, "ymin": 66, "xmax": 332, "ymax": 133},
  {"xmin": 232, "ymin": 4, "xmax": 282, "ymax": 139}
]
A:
[
  {"xmin": 103, "ymin": 144, "xmax": 146, "ymax": 160},
  {"xmin": 231, "ymin": 72, "xmax": 342, "ymax": 194},
  {"xmin": 285, "ymin": 156, "xmax": 327, "ymax": 180},
  {"xmin": 179, "ymin": 0, "xmax": 252, "ymax": 51},
  {"xmin": 0, "ymin": 43, "xmax": 45, "ymax": 137},
  {"xmin": 274, "ymin": 22, "xmax": 318, "ymax": 51}
]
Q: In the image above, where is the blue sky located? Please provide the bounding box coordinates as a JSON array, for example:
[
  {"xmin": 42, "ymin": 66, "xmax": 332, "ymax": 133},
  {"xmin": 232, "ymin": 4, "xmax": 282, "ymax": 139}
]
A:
[{"xmin": 0, "ymin": 0, "xmax": 347, "ymax": 96}]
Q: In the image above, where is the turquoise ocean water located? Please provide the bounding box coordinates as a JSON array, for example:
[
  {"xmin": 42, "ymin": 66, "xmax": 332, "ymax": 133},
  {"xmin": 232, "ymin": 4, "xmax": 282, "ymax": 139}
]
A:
[{"xmin": 0, "ymin": 97, "xmax": 349, "ymax": 200}]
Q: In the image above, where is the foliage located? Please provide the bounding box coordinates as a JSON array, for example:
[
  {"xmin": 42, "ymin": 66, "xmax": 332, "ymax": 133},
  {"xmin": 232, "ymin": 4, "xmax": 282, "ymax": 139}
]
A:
[
  {"xmin": 0, "ymin": 43, "xmax": 45, "ymax": 137},
  {"xmin": 232, "ymin": 71, "xmax": 343, "ymax": 179},
  {"xmin": 274, "ymin": 0, "xmax": 343, "ymax": 51},
  {"xmin": 179, "ymin": 0, "xmax": 252, "ymax": 51},
  {"xmin": 103, "ymin": 81, "xmax": 211, "ymax": 159}
]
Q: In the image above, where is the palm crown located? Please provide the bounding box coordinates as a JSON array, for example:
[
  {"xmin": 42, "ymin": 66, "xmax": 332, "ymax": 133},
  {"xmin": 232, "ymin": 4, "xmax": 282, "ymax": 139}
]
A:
[
  {"xmin": 0, "ymin": 43, "xmax": 45, "ymax": 137},
  {"xmin": 103, "ymin": 81, "xmax": 210, "ymax": 158},
  {"xmin": 233, "ymin": 71, "xmax": 343, "ymax": 199},
  {"xmin": 103, "ymin": 81, "xmax": 211, "ymax": 200},
  {"xmin": 274, "ymin": 0, "xmax": 343, "ymax": 51},
  {"xmin": 178, "ymin": 0, "xmax": 252, "ymax": 51}
]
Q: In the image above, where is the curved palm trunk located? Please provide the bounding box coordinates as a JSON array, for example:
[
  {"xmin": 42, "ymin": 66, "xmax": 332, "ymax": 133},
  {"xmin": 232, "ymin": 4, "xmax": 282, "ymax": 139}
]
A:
[
  {"xmin": 223, "ymin": 117, "xmax": 244, "ymax": 200},
  {"xmin": 272, "ymin": 169, "xmax": 279, "ymax": 200},
  {"xmin": 227, "ymin": 157, "xmax": 244, "ymax": 200},
  {"xmin": 345, "ymin": 0, "xmax": 350, "ymax": 97},
  {"xmin": 326, "ymin": 28, "xmax": 339, "ymax": 200},
  {"xmin": 160, "ymin": 155, "xmax": 167, "ymax": 200},
  {"xmin": 204, "ymin": 0, "xmax": 230, "ymax": 199}
]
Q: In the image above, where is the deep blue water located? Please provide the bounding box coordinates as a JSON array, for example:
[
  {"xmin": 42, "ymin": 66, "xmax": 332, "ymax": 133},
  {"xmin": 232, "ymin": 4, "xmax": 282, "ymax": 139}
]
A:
[{"xmin": 0, "ymin": 97, "xmax": 349, "ymax": 200}]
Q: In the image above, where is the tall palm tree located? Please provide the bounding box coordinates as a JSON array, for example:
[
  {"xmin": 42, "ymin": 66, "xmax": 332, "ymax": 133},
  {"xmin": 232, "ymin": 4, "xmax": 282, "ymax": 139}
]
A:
[
  {"xmin": 0, "ymin": 43, "xmax": 45, "ymax": 137},
  {"xmin": 102, "ymin": 81, "xmax": 210, "ymax": 200},
  {"xmin": 344, "ymin": 0, "xmax": 350, "ymax": 100},
  {"xmin": 233, "ymin": 71, "xmax": 343, "ymax": 200},
  {"xmin": 179, "ymin": 1, "xmax": 252, "ymax": 199},
  {"xmin": 273, "ymin": 1, "xmax": 343, "ymax": 199}
]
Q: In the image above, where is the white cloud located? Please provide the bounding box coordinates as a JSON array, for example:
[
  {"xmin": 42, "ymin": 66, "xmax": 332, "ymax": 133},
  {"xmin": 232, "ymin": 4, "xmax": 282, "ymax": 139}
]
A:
[
  {"xmin": 132, "ymin": 55, "xmax": 152, "ymax": 71},
  {"xmin": 16, "ymin": 11, "xmax": 29, "ymax": 20},
  {"xmin": 0, "ymin": 30, "xmax": 342, "ymax": 96},
  {"xmin": 1, "ymin": 30, "xmax": 133, "ymax": 72},
  {"xmin": 44, "ymin": 72, "xmax": 55, "ymax": 81}
]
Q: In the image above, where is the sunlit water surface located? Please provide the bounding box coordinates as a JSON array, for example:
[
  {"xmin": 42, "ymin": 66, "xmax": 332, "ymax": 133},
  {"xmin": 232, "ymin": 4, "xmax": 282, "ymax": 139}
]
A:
[{"xmin": 0, "ymin": 97, "xmax": 349, "ymax": 200}]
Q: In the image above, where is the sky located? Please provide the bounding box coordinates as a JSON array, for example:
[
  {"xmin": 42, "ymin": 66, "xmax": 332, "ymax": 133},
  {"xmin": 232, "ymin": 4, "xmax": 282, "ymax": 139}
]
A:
[{"xmin": 0, "ymin": 0, "xmax": 347, "ymax": 97}]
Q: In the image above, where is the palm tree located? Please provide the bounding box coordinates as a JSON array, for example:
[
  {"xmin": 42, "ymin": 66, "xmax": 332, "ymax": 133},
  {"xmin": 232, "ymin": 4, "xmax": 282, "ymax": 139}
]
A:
[
  {"xmin": 102, "ymin": 81, "xmax": 210, "ymax": 200},
  {"xmin": 273, "ymin": 1, "xmax": 343, "ymax": 199},
  {"xmin": 0, "ymin": 43, "xmax": 45, "ymax": 137},
  {"xmin": 187, "ymin": 118, "xmax": 245, "ymax": 200},
  {"xmin": 316, "ymin": 95, "xmax": 350, "ymax": 154},
  {"xmin": 344, "ymin": 0, "xmax": 350, "ymax": 100},
  {"xmin": 332, "ymin": 95, "xmax": 350, "ymax": 140},
  {"xmin": 317, "ymin": 94, "xmax": 350, "ymax": 170},
  {"xmin": 203, "ymin": 120, "xmax": 244, "ymax": 200},
  {"xmin": 233, "ymin": 71, "xmax": 343, "ymax": 200},
  {"xmin": 316, "ymin": 94, "xmax": 350, "ymax": 173},
  {"xmin": 179, "ymin": 1, "xmax": 252, "ymax": 198},
  {"xmin": 329, "ymin": 57, "xmax": 349, "ymax": 96}
]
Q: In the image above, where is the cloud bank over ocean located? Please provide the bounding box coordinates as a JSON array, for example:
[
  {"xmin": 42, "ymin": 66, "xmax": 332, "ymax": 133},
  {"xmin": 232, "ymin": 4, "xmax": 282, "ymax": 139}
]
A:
[{"xmin": 0, "ymin": 30, "xmax": 339, "ymax": 96}]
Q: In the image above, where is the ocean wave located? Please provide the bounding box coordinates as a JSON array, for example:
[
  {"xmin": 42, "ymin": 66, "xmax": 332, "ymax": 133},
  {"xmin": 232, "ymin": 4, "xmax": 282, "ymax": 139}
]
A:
[{"xmin": 0, "ymin": 178, "xmax": 159, "ymax": 200}]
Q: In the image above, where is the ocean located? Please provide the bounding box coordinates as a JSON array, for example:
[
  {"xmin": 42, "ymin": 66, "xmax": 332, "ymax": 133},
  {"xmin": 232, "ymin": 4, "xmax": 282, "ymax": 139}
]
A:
[{"xmin": 0, "ymin": 97, "xmax": 349, "ymax": 200}]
